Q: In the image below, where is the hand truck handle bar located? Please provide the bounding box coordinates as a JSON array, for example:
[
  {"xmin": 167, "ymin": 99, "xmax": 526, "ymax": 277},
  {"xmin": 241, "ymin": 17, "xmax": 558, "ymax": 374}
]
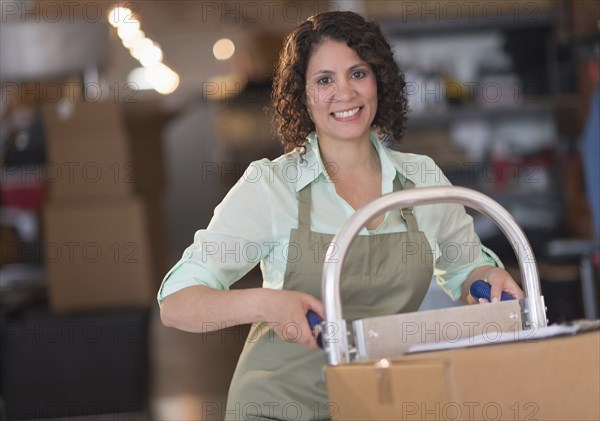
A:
[{"xmin": 321, "ymin": 186, "xmax": 546, "ymax": 366}]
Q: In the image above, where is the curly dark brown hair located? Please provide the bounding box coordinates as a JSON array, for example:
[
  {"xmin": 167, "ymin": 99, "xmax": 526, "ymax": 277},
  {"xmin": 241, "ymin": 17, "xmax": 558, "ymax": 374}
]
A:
[{"xmin": 269, "ymin": 11, "xmax": 408, "ymax": 154}]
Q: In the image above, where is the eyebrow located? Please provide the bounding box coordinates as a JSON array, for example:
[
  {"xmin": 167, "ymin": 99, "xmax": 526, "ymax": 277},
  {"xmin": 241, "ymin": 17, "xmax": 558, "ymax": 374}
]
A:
[{"xmin": 311, "ymin": 63, "xmax": 368, "ymax": 77}]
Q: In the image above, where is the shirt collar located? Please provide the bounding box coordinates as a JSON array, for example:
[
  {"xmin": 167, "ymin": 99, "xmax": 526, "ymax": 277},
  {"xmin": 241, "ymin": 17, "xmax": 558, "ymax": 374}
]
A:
[
  {"xmin": 295, "ymin": 131, "xmax": 328, "ymax": 192},
  {"xmin": 295, "ymin": 130, "xmax": 418, "ymax": 192}
]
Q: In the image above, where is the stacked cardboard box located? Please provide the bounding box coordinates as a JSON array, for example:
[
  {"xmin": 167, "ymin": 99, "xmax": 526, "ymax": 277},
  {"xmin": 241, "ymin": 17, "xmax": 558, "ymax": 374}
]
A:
[{"xmin": 42, "ymin": 100, "xmax": 167, "ymax": 313}]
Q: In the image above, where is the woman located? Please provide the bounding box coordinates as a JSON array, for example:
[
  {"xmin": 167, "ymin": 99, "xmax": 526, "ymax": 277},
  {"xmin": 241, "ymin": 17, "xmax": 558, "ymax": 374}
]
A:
[{"xmin": 158, "ymin": 11, "xmax": 524, "ymax": 421}]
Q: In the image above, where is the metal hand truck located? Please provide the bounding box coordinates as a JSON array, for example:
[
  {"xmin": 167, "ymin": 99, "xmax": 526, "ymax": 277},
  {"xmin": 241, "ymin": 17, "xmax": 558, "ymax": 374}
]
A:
[{"xmin": 320, "ymin": 186, "xmax": 548, "ymax": 365}]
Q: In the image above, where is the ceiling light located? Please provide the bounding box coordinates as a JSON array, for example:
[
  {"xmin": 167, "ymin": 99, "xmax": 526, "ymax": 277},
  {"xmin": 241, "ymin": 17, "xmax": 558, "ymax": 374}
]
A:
[
  {"xmin": 127, "ymin": 67, "xmax": 153, "ymax": 90},
  {"xmin": 107, "ymin": 7, "xmax": 133, "ymax": 27},
  {"xmin": 130, "ymin": 38, "xmax": 153, "ymax": 60},
  {"xmin": 146, "ymin": 64, "xmax": 180, "ymax": 95},
  {"xmin": 122, "ymin": 30, "xmax": 144, "ymax": 49},
  {"xmin": 139, "ymin": 43, "xmax": 163, "ymax": 67},
  {"xmin": 117, "ymin": 18, "xmax": 140, "ymax": 41},
  {"xmin": 213, "ymin": 38, "xmax": 235, "ymax": 60}
]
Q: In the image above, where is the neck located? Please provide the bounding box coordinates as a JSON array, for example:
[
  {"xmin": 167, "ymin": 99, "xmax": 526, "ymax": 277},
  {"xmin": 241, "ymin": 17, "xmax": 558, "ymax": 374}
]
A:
[{"xmin": 317, "ymin": 132, "xmax": 379, "ymax": 176}]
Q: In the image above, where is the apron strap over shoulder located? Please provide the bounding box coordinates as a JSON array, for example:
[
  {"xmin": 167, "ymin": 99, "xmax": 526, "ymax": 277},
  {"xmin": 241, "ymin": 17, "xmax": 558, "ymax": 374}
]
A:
[
  {"xmin": 393, "ymin": 176, "xmax": 419, "ymax": 232},
  {"xmin": 298, "ymin": 184, "xmax": 312, "ymax": 230}
]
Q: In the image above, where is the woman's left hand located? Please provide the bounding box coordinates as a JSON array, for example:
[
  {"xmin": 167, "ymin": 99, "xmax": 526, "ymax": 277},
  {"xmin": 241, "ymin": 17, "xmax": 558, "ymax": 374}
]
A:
[{"xmin": 465, "ymin": 266, "xmax": 524, "ymax": 304}]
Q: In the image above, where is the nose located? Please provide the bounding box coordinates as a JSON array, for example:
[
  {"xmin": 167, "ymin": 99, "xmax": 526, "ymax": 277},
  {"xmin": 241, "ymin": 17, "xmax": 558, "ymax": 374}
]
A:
[{"xmin": 331, "ymin": 79, "xmax": 356, "ymax": 103}]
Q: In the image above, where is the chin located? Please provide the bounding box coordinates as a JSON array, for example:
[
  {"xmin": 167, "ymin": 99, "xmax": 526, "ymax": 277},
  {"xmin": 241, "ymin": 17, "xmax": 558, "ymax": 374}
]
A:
[{"xmin": 330, "ymin": 126, "xmax": 371, "ymax": 141}]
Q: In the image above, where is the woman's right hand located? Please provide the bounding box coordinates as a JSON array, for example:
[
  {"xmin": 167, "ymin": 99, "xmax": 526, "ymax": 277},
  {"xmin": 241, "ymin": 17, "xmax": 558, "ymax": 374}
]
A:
[{"xmin": 261, "ymin": 289, "xmax": 324, "ymax": 350}]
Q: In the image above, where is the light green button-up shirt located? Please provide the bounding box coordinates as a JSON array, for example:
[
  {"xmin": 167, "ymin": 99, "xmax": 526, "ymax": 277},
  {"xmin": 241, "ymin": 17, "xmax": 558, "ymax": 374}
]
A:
[{"xmin": 158, "ymin": 131, "xmax": 501, "ymax": 303}]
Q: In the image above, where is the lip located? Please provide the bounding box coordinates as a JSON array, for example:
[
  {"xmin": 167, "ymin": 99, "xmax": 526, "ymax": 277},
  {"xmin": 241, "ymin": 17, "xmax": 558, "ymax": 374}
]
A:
[{"xmin": 330, "ymin": 106, "xmax": 363, "ymax": 121}]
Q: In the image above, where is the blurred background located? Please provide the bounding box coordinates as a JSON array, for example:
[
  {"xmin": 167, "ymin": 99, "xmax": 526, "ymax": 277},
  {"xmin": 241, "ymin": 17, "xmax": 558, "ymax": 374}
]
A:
[{"xmin": 0, "ymin": 0, "xmax": 598, "ymax": 420}]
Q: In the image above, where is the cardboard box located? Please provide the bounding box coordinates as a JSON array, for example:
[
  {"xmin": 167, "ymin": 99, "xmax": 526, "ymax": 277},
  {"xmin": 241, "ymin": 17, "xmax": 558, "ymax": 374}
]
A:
[
  {"xmin": 43, "ymin": 196, "xmax": 154, "ymax": 313},
  {"xmin": 42, "ymin": 100, "xmax": 133, "ymax": 199},
  {"xmin": 42, "ymin": 100, "xmax": 167, "ymax": 200},
  {"xmin": 326, "ymin": 331, "xmax": 600, "ymax": 421}
]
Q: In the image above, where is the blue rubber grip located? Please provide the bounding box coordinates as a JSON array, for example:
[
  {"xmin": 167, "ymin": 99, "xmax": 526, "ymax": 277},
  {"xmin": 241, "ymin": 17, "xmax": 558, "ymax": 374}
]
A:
[
  {"xmin": 307, "ymin": 310, "xmax": 322, "ymax": 330},
  {"xmin": 470, "ymin": 279, "xmax": 515, "ymax": 301},
  {"xmin": 306, "ymin": 310, "xmax": 324, "ymax": 348}
]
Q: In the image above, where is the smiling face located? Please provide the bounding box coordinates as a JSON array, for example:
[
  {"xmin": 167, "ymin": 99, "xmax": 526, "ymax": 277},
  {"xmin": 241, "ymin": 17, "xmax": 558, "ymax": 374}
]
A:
[{"xmin": 305, "ymin": 38, "xmax": 378, "ymax": 145}]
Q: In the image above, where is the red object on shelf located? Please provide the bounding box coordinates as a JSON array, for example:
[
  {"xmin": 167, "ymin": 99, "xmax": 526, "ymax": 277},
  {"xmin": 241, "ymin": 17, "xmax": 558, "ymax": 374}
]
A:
[
  {"xmin": 1, "ymin": 184, "xmax": 45, "ymax": 210},
  {"xmin": 1, "ymin": 169, "xmax": 45, "ymax": 210}
]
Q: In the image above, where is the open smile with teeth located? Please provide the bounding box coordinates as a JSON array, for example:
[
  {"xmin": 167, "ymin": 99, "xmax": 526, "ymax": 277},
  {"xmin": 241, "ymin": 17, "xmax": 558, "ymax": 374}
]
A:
[{"xmin": 331, "ymin": 107, "xmax": 362, "ymax": 120}]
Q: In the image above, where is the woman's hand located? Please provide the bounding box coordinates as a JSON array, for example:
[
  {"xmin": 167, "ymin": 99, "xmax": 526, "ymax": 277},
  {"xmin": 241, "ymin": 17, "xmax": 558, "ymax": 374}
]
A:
[
  {"xmin": 260, "ymin": 289, "xmax": 324, "ymax": 349},
  {"xmin": 463, "ymin": 266, "xmax": 524, "ymax": 305}
]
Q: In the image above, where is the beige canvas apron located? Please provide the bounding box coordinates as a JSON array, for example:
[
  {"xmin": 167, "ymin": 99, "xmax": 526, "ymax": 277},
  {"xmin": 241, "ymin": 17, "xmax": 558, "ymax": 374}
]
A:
[{"xmin": 226, "ymin": 177, "xmax": 434, "ymax": 421}]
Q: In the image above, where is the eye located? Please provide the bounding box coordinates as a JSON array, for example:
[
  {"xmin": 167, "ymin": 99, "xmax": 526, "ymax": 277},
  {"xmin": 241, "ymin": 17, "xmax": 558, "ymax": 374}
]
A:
[
  {"xmin": 351, "ymin": 70, "xmax": 367, "ymax": 79},
  {"xmin": 317, "ymin": 76, "xmax": 332, "ymax": 85}
]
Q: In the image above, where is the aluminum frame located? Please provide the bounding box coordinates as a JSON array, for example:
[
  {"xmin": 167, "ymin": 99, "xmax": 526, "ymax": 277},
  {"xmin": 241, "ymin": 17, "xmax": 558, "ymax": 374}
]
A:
[{"xmin": 321, "ymin": 186, "xmax": 548, "ymax": 366}]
